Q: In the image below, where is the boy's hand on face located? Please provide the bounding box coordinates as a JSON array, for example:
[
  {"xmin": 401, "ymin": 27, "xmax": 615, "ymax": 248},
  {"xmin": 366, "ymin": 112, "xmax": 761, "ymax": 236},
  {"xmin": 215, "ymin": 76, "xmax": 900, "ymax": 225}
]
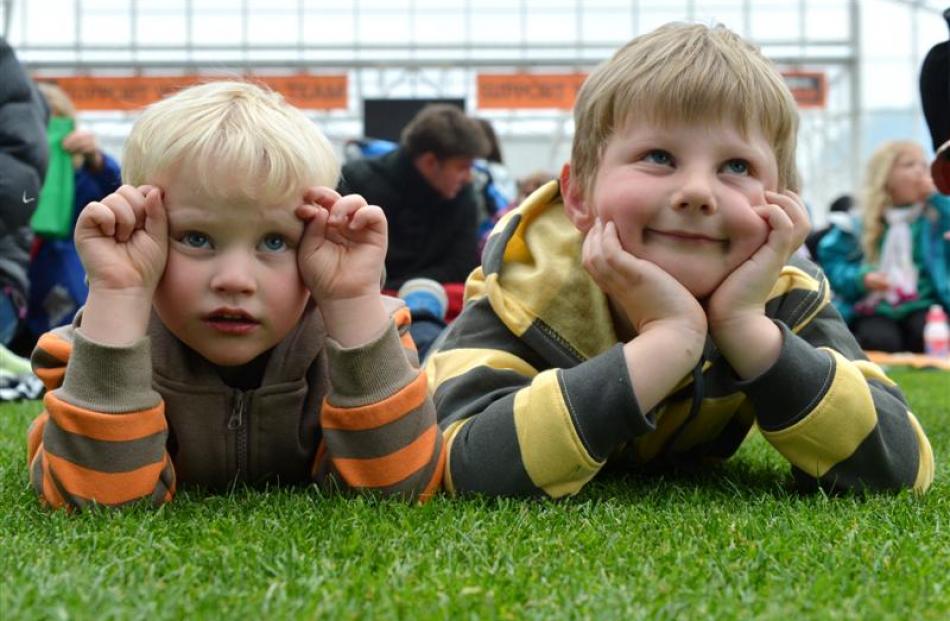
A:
[
  {"xmin": 296, "ymin": 187, "xmax": 387, "ymax": 302},
  {"xmin": 296, "ymin": 187, "xmax": 390, "ymax": 348},
  {"xmin": 75, "ymin": 184, "xmax": 169, "ymax": 295},
  {"xmin": 583, "ymin": 218, "xmax": 707, "ymax": 413},
  {"xmin": 706, "ymin": 190, "xmax": 810, "ymax": 378},
  {"xmin": 583, "ymin": 218, "xmax": 707, "ymax": 340},
  {"xmin": 74, "ymin": 184, "xmax": 168, "ymax": 346}
]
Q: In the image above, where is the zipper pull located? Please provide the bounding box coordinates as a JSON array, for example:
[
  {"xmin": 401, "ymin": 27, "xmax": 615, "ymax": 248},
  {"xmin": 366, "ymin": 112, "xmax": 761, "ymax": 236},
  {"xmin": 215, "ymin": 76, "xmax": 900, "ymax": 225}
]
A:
[{"xmin": 227, "ymin": 392, "xmax": 247, "ymax": 430}]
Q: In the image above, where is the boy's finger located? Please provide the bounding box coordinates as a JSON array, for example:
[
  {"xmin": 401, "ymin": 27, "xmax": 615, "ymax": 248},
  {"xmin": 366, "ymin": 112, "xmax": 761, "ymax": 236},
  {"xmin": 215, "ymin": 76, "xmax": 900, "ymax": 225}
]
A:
[
  {"xmin": 348, "ymin": 205, "xmax": 386, "ymax": 232},
  {"xmin": 110, "ymin": 197, "xmax": 138, "ymax": 242},
  {"xmin": 295, "ymin": 203, "xmax": 319, "ymax": 221},
  {"xmin": 80, "ymin": 202, "xmax": 117, "ymax": 237},
  {"xmin": 328, "ymin": 194, "xmax": 368, "ymax": 225},
  {"xmin": 302, "ymin": 204, "xmax": 330, "ymax": 243},
  {"xmin": 116, "ymin": 184, "xmax": 148, "ymax": 209},
  {"xmin": 305, "ymin": 186, "xmax": 344, "ymax": 211}
]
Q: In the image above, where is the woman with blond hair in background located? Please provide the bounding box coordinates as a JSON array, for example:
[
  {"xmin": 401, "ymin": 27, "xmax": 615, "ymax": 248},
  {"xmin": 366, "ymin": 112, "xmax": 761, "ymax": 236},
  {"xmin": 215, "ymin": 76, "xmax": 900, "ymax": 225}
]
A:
[{"xmin": 819, "ymin": 140, "xmax": 950, "ymax": 352}]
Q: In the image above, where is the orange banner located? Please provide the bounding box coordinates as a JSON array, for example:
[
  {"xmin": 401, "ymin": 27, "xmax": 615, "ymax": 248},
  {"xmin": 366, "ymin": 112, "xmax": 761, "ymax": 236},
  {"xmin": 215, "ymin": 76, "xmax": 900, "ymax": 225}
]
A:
[
  {"xmin": 477, "ymin": 73, "xmax": 588, "ymax": 110},
  {"xmin": 780, "ymin": 70, "xmax": 827, "ymax": 109},
  {"xmin": 478, "ymin": 70, "xmax": 827, "ymax": 111},
  {"xmin": 34, "ymin": 74, "xmax": 348, "ymax": 111}
]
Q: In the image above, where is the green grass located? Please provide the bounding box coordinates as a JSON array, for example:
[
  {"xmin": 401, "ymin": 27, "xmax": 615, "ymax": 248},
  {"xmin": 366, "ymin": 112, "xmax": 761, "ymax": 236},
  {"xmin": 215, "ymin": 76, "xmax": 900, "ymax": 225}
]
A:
[{"xmin": 2, "ymin": 369, "xmax": 947, "ymax": 620}]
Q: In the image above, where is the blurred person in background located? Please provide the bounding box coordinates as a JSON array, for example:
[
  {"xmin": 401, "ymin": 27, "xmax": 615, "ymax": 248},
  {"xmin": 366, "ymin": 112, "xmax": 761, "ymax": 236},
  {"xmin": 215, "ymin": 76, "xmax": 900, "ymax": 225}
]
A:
[
  {"xmin": 818, "ymin": 140, "xmax": 949, "ymax": 352},
  {"xmin": 338, "ymin": 104, "xmax": 490, "ymax": 358},
  {"xmin": 0, "ymin": 36, "xmax": 48, "ymax": 377},
  {"xmin": 26, "ymin": 82, "xmax": 121, "ymax": 341},
  {"xmin": 472, "ymin": 118, "xmax": 516, "ymax": 252},
  {"xmin": 515, "ymin": 170, "xmax": 555, "ymax": 204},
  {"xmin": 338, "ymin": 104, "xmax": 489, "ymax": 291},
  {"xmin": 804, "ymin": 194, "xmax": 854, "ymax": 261}
]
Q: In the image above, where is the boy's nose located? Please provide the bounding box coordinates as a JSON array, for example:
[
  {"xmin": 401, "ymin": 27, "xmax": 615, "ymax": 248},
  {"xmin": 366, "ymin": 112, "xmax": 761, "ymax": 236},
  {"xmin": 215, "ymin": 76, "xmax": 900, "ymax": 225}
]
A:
[
  {"xmin": 210, "ymin": 254, "xmax": 257, "ymax": 295},
  {"xmin": 672, "ymin": 172, "xmax": 718, "ymax": 214}
]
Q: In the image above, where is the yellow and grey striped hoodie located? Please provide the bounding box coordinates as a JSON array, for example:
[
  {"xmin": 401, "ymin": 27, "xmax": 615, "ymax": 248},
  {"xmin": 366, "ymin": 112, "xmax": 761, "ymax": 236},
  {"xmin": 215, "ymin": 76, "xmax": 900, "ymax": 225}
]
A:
[{"xmin": 426, "ymin": 181, "xmax": 934, "ymax": 497}]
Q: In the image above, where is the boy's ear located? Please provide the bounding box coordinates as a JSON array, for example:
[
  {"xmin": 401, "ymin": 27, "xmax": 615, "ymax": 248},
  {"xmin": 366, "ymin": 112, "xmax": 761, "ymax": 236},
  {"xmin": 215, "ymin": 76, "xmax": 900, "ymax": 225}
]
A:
[
  {"xmin": 414, "ymin": 151, "xmax": 438, "ymax": 177},
  {"xmin": 560, "ymin": 163, "xmax": 594, "ymax": 231}
]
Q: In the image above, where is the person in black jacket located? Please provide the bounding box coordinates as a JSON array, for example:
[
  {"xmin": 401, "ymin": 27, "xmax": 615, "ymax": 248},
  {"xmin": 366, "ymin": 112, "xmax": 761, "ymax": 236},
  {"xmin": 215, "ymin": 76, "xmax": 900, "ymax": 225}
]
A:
[
  {"xmin": 338, "ymin": 104, "xmax": 489, "ymax": 291},
  {"xmin": 0, "ymin": 36, "xmax": 48, "ymax": 362},
  {"xmin": 919, "ymin": 7, "xmax": 949, "ymax": 194}
]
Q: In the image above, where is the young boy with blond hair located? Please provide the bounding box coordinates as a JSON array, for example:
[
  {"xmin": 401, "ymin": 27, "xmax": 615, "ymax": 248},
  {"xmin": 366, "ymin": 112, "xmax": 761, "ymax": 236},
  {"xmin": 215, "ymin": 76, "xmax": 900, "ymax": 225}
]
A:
[
  {"xmin": 426, "ymin": 23, "xmax": 934, "ymax": 497},
  {"xmin": 27, "ymin": 81, "xmax": 444, "ymax": 509}
]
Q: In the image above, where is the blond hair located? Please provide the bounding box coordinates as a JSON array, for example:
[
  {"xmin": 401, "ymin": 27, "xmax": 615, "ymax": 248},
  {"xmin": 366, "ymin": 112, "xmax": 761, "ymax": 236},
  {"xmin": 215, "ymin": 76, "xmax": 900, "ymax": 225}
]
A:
[
  {"xmin": 859, "ymin": 140, "xmax": 921, "ymax": 263},
  {"xmin": 123, "ymin": 81, "xmax": 338, "ymax": 205},
  {"xmin": 571, "ymin": 22, "xmax": 800, "ymax": 199}
]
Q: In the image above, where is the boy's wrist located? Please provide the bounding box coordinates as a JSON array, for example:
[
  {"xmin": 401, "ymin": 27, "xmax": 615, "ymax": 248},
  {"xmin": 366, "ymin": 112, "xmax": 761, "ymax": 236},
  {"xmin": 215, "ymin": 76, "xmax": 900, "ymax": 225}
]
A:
[
  {"xmin": 79, "ymin": 287, "xmax": 154, "ymax": 346},
  {"xmin": 624, "ymin": 322, "xmax": 705, "ymax": 413},
  {"xmin": 710, "ymin": 313, "xmax": 782, "ymax": 380},
  {"xmin": 319, "ymin": 294, "xmax": 389, "ymax": 348}
]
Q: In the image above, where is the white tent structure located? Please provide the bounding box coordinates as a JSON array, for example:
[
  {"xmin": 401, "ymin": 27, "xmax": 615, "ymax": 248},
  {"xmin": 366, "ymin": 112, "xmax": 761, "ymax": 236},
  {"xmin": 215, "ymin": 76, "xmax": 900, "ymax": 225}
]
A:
[{"xmin": 3, "ymin": 0, "xmax": 947, "ymax": 220}]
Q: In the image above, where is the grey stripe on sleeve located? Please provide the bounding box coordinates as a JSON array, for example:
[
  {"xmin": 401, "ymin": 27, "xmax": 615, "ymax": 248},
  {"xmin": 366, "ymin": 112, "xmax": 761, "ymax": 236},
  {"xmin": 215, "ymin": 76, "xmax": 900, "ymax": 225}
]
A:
[
  {"xmin": 43, "ymin": 418, "xmax": 167, "ymax": 474},
  {"xmin": 557, "ymin": 344, "xmax": 651, "ymax": 461},
  {"xmin": 482, "ymin": 213, "xmax": 522, "ymax": 276},
  {"xmin": 30, "ymin": 451, "xmax": 45, "ymax": 499},
  {"xmin": 149, "ymin": 459, "xmax": 176, "ymax": 506},
  {"xmin": 435, "ymin": 297, "xmax": 549, "ymax": 371},
  {"xmin": 740, "ymin": 322, "xmax": 835, "ymax": 432},
  {"xmin": 447, "ymin": 398, "xmax": 540, "ymax": 497},
  {"xmin": 321, "ymin": 402, "xmax": 436, "ymax": 460},
  {"xmin": 813, "ymin": 398, "xmax": 920, "ymax": 493},
  {"xmin": 377, "ymin": 432, "xmax": 444, "ymax": 498}
]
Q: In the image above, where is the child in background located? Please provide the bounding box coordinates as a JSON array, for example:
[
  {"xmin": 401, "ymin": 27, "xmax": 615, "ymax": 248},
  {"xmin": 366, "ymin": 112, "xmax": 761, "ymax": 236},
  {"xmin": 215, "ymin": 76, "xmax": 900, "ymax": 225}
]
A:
[
  {"xmin": 28, "ymin": 82, "xmax": 122, "ymax": 337},
  {"xmin": 27, "ymin": 81, "xmax": 443, "ymax": 510},
  {"xmin": 426, "ymin": 23, "xmax": 933, "ymax": 498},
  {"xmin": 819, "ymin": 140, "xmax": 950, "ymax": 352}
]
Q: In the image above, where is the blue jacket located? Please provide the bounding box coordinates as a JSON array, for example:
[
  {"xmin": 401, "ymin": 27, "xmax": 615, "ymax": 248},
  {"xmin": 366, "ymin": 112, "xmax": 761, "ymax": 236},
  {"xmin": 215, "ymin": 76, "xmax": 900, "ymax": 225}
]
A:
[
  {"xmin": 817, "ymin": 193, "xmax": 950, "ymax": 322},
  {"xmin": 26, "ymin": 153, "xmax": 121, "ymax": 335}
]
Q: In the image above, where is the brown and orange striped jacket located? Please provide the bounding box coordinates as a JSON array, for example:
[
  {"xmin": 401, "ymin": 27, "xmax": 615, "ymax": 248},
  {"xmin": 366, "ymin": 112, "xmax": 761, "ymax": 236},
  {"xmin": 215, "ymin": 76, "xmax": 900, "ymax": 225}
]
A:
[{"xmin": 27, "ymin": 299, "xmax": 444, "ymax": 510}]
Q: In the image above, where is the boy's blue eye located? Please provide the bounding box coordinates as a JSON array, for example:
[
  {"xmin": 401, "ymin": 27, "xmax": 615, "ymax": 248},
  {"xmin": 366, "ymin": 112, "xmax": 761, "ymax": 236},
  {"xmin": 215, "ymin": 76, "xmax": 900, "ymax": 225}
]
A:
[
  {"xmin": 724, "ymin": 159, "xmax": 750, "ymax": 175},
  {"xmin": 644, "ymin": 150, "xmax": 673, "ymax": 166},
  {"xmin": 260, "ymin": 234, "xmax": 287, "ymax": 252},
  {"xmin": 182, "ymin": 232, "xmax": 211, "ymax": 248}
]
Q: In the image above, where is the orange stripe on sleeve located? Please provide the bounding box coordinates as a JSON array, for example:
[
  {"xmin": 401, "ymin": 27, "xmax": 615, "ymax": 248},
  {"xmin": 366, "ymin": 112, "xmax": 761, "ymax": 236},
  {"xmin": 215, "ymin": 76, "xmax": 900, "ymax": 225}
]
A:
[
  {"xmin": 400, "ymin": 330, "xmax": 418, "ymax": 352},
  {"xmin": 37, "ymin": 450, "xmax": 67, "ymax": 510},
  {"xmin": 310, "ymin": 437, "xmax": 328, "ymax": 479},
  {"xmin": 27, "ymin": 412, "xmax": 48, "ymax": 464},
  {"xmin": 417, "ymin": 440, "xmax": 446, "ymax": 502},
  {"xmin": 332, "ymin": 424, "xmax": 438, "ymax": 488},
  {"xmin": 35, "ymin": 367, "xmax": 66, "ymax": 389},
  {"xmin": 46, "ymin": 393, "xmax": 166, "ymax": 442},
  {"xmin": 393, "ymin": 306, "xmax": 412, "ymax": 329},
  {"xmin": 45, "ymin": 452, "xmax": 168, "ymax": 505},
  {"xmin": 36, "ymin": 333, "xmax": 72, "ymax": 364},
  {"xmin": 321, "ymin": 372, "xmax": 427, "ymax": 431}
]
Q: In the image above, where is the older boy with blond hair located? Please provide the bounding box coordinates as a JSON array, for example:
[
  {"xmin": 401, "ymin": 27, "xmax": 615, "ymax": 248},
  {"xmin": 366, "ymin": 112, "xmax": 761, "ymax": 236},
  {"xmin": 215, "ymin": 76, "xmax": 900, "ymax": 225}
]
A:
[
  {"xmin": 426, "ymin": 23, "xmax": 933, "ymax": 497},
  {"xmin": 27, "ymin": 81, "xmax": 443, "ymax": 509}
]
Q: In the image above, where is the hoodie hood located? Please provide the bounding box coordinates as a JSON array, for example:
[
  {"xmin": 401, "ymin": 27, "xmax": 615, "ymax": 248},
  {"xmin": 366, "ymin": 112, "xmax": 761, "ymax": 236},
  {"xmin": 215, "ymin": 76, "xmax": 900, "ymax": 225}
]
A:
[{"xmin": 472, "ymin": 180, "xmax": 620, "ymax": 361}]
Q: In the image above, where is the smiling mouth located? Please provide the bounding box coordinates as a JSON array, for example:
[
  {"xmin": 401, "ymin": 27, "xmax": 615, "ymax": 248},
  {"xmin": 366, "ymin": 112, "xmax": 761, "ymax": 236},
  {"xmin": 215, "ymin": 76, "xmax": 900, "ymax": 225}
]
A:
[{"xmin": 647, "ymin": 229, "xmax": 725, "ymax": 243}]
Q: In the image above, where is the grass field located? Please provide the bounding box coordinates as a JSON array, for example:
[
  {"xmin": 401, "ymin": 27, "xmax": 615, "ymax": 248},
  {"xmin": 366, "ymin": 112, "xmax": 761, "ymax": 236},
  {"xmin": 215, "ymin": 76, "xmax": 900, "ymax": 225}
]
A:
[{"xmin": 1, "ymin": 369, "xmax": 947, "ymax": 620}]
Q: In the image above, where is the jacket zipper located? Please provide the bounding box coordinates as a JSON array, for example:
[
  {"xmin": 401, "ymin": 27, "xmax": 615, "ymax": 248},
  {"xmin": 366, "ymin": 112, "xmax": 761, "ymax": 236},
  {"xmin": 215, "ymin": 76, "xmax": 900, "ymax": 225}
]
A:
[{"xmin": 227, "ymin": 391, "xmax": 249, "ymax": 482}]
